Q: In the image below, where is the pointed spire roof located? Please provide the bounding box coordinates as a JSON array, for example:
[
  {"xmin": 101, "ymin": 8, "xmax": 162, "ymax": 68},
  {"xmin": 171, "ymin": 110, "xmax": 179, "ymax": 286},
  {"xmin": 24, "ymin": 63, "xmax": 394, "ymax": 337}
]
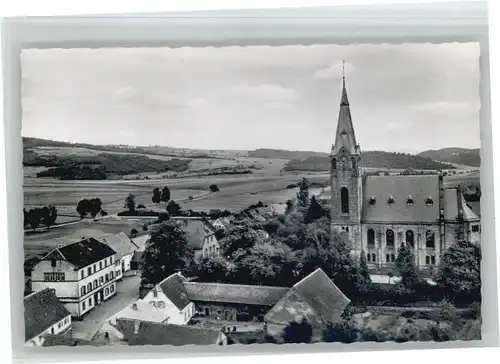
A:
[{"xmin": 332, "ymin": 63, "xmax": 359, "ymax": 156}]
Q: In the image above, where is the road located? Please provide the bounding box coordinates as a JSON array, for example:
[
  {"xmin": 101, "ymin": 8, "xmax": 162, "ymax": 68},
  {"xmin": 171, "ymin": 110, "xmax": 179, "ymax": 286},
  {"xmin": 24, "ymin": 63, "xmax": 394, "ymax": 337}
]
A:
[{"xmin": 71, "ymin": 273, "xmax": 140, "ymax": 341}]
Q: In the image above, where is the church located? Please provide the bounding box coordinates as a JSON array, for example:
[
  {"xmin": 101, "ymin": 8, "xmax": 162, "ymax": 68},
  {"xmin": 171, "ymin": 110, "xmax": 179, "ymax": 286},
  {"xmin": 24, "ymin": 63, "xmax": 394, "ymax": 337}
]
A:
[{"xmin": 329, "ymin": 72, "xmax": 481, "ymax": 271}]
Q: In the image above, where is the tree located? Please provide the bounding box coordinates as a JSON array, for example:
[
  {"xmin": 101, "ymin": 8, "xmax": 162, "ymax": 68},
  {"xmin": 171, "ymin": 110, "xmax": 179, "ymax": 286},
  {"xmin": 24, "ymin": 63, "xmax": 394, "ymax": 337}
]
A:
[
  {"xmin": 283, "ymin": 318, "xmax": 313, "ymax": 344},
  {"xmin": 40, "ymin": 205, "xmax": 58, "ymax": 227},
  {"xmin": 140, "ymin": 221, "xmax": 194, "ymax": 285},
  {"xmin": 285, "ymin": 199, "xmax": 294, "ymax": 215},
  {"xmin": 209, "ymin": 184, "xmax": 219, "ymax": 193},
  {"xmin": 304, "ymin": 195, "xmax": 328, "ymax": 224},
  {"xmin": 160, "ymin": 186, "xmax": 171, "ymax": 206},
  {"xmin": 88, "ymin": 198, "xmax": 102, "ymax": 218},
  {"xmin": 166, "ymin": 200, "xmax": 181, "ymax": 216},
  {"xmin": 218, "ymin": 221, "xmax": 262, "ymax": 257},
  {"xmin": 435, "ymin": 241, "xmax": 481, "ymax": 298},
  {"xmin": 130, "ymin": 228, "xmax": 139, "ymax": 237},
  {"xmin": 27, "ymin": 208, "xmax": 42, "ymax": 230},
  {"xmin": 100, "ymin": 210, "xmax": 108, "ymax": 217},
  {"xmin": 296, "ymin": 177, "xmax": 310, "ymax": 214},
  {"xmin": 395, "ymin": 243, "xmax": 421, "ymax": 289},
  {"xmin": 358, "ymin": 250, "xmax": 372, "ymax": 290},
  {"xmin": 322, "ymin": 321, "xmax": 359, "ymax": 343},
  {"xmin": 124, "ymin": 194, "xmax": 136, "ymax": 212},
  {"xmin": 152, "ymin": 187, "xmax": 162, "ymax": 205},
  {"xmin": 76, "ymin": 199, "xmax": 91, "ymax": 219},
  {"xmin": 197, "ymin": 255, "xmax": 233, "ymax": 283}
]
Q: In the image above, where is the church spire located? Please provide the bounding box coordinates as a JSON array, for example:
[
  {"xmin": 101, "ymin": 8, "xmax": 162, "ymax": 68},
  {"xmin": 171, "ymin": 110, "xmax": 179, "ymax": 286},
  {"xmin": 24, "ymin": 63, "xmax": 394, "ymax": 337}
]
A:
[{"xmin": 332, "ymin": 61, "xmax": 359, "ymax": 156}]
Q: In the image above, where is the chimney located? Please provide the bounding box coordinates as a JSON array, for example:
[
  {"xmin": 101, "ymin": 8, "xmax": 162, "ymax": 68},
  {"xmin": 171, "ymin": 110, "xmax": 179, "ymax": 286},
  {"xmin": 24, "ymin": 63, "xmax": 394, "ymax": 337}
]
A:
[
  {"xmin": 132, "ymin": 303, "xmax": 138, "ymax": 311},
  {"xmin": 133, "ymin": 320, "xmax": 140, "ymax": 334}
]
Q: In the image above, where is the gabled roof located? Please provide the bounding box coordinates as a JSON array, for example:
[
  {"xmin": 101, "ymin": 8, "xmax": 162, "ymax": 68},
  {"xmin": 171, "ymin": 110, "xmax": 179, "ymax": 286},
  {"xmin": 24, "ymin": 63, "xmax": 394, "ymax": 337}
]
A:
[
  {"xmin": 158, "ymin": 273, "xmax": 191, "ymax": 310},
  {"xmin": 112, "ymin": 299, "xmax": 170, "ymax": 324},
  {"xmin": 264, "ymin": 269, "xmax": 350, "ymax": 325},
  {"xmin": 41, "ymin": 334, "xmax": 102, "ymax": 347},
  {"xmin": 24, "ymin": 288, "xmax": 71, "ymax": 342},
  {"xmin": 116, "ymin": 319, "xmax": 224, "ymax": 346},
  {"xmin": 43, "ymin": 238, "xmax": 116, "ymax": 269},
  {"xmin": 183, "ymin": 282, "xmax": 289, "ymax": 306},
  {"xmin": 99, "ymin": 232, "xmax": 139, "ymax": 259},
  {"xmin": 177, "ymin": 219, "xmax": 214, "ymax": 250},
  {"xmin": 362, "ymin": 175, "xmax": 440, "ymax": 223}
]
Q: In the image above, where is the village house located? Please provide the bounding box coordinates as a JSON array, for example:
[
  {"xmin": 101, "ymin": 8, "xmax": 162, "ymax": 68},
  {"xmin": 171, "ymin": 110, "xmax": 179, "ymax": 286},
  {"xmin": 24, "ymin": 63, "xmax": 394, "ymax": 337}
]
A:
[
  {"xmin": 109, "ymin": 298, "xmax": 170, "ymax": 325},
  {"xmin": 99, "ymin": 232, "xmax": 139, "ymax": 280},
  {"xmin": 264, "ymin": 268, "xmax": 351, "ymax": 340},
  {"xmin": 24, "ymin": 288, "xmax": 72, "ymax": 347},
  {"xmin": 30, "ymin": 238, "xmax": 118, "ymax": 319},
  {"xmin": 115, "ymin": 318, "xmax": 228, "ymax": 346},
  {"xmin": 184, "ymin": 282, "xmax": 289, "ymax": 321},
  {"xmin": 180, "ymin": 218, "xmax": 221, "ymax": 261},
  {"xmin": 140, "ymin": 272, "xmax": 195, "ymax": 325}
]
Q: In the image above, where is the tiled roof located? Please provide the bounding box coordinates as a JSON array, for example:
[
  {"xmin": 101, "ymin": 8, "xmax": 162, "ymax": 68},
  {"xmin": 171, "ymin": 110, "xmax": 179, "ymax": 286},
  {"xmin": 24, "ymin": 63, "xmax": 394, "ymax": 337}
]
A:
[
  {"xmin": 116, "ymin": 319, "xmax": 224, "ymax": 346},
  {"xmin": 362, "ymin": 175, "xmax": 440, "ymax": 223},
  {"xmin": 41, "ymin": 334, "xmax": 102, "ymax": 347},
  {"xmin": 112, "ymin": 299, "xmax": 170, "ymax": 324},
  {"xmin": 158, "ymin": 273, "xmax": 191, "ymax": 310},
  {"xmin": 177, "ymin": 220, "xmax": 209, "ymax": 250},
  {"xmin": 24, "ymin": 288, "xmax": 71, "ymax": 342},
  {"xmin": 132, "ymin": 251, "xmax": 143, "ymax": 263},
  {"xmin": 183, "ymin": 282, "xmax": 289, "ymax": 306},
  {"xmin": 443, "ymin": 188, "xmax": 459, "ymax": 221},
  {"xmin": 265, "ymin": 269, "xmax": 350, "ymax": 325},
  {"xmin": 99, "ymin": 232, "xmax": 139, "ymax": 259},
  {"xmin": 332, "ymin": 80, "xmax": 358, "ymax": 156},
  {"xmin": 43, "ymin": 238, "xmax": 116, "ymax": 269},
  {"xmin": 24, "ymin": 255, "xmax": 42, "ymax": 274}
]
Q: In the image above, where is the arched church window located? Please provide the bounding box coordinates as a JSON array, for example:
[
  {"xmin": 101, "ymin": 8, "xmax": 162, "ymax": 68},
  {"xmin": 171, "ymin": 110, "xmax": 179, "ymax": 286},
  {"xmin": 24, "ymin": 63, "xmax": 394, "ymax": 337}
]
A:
[
  {"xmin": 341, "ymin": 187, "xmax": 349, "ymax": 214},
  {"xmin": 387, "ymin": 196, "xmax": 395, "ymax": 205},
  {"xmin": 407, "ymin": 195, "xmax": 415, "ymax": 206},
  {"xmin": 406, "ymin": 230, "xmax": 415, "ymax": 248},
  {"xmin": 386, "ymin": 229, "xmax": 395, "ymax": 247},
  {"xmin": 369, "ymin": 196, "xmax": 376, "ymax": 205},
  {"xmin": 425, "ymin": 197, "xmax": 434, "ymax": 206},
  {"xmin": 352, "ymin": 159, "xmax": 357, "ymax": 169},
  {"xmin": 425, "ymin": 230, "xmax": 435, "ymax": 248},
  {"xmin": 367, "ymin": 228, "xmax": 375, "ymax": 247},
  {"xmin": 425, "ymin": 256, "xmax": 430, "ymax": 265},
  {"xmin": 331, "ymin": 158, "xmax": 337, "ymax": 169}
]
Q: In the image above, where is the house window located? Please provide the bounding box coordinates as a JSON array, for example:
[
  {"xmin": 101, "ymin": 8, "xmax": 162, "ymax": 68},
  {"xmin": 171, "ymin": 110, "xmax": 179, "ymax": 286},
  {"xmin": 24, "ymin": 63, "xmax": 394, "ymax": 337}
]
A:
[
  {"xmin": 371, "ymin": 253, "xmax": 376, "ymax": 262},
  {"xmin": 386, "ymin": 254, "xmax": 390, "ymax": 263},
  {"xmin": 89, "ymin": 297, "xmax": 92, "ymax": 306},
  {"xmin": 87, "ymin": 282, "xmax": 92, "ymax": 292},
  {"xmin": 93, "ymin": 280, "xmax": 97, "ymax": 289},
  {"xmin": 341, "ymin": 187, "xmax": 349, "ymax": 214},
  {"xmin": 87, "ymin": 267, "xmax": 92, "ymax": 276},
  {"xmin": 367, "ymin": 254, "xmax": 371, "ymax": 262},
  {"xmin": 425, "ymin": 256, "xmax": 430, "ymax": 265},
  {"xmin": 406, "ymin": 230, "xmax": 415, "ymax": 248},
  {"xmin": 81, "ymin": 286, "xmax": 86, "ymax": 296},
  {"xmin": 105, "ymin": 273, "xmax": 109, "ymax": 282},
  {"xmin": 105, "ymin": 288, "xmax": 109, "ymax": 296},
  {"xmin": 104, "ymin": 260, "xmax": 108, "ymax": 268},
  {"xmin": 110, "ymin": 284, "xmax": 114, "ymax": 293},
  {"xmin": 431, "ymin": 256, "xmax": 436, "ymax": 265},
  {"xmin": 158, "ymin": 301, "xmax": 165, "ymax": 308},
  {"xmin": 51, "ymin": 327, "xmax": 55, "ymax": 334},
  {"xmin": 99, "ymin": 262, "xmax": 103, "ymax": 270},
  {"xmin": 149, "ymin": 301, "xmax": 156, "ymax": 307},
  {"xmin": 346, "ymin": 227, "xmax": 349, "ymax": 232},
  {"xmin": 391, "ymin": 254, "xmax": 395, "ymax": 262},
  {"xmin": 153, "ymin": 290, "xmax": 158, "ymax": 298},
  {"xmin": 82, "ymin": 301, "xmax": 86, "ymax": 311},
  {"xmin": 44, "ymin": 272, "xmax": 65, "ymax": 282},
  {"xmin": 110, "ymin": 271, "xmax": 114, "ymax": 279},
  {"xmin": 367, "ymin": 228, "xmax": 375, "ymax": 247},
  {"xmin": 80, "ymin": 271, "xmax": 84, "ymax": 280},
  {"xmin": 51, "ymin": 259, "xmax": 57, "ymax": 268},
  {"xmin": 331, "ymin": 158, "xmax": 337, "ymax": 169},
  {"xmin": 93, "ymin": 264, "xmax": 96, "ymax": 272},
  {"xmin": 185, "ymin": 312, "xmax": 187, "ymax": 321},
  {"xmin": 472, "ymin": 225, "xmax": 480, "ymax": 232},
  {"xmin": 426, "ymin": 230, "xmax": 435, "ymax": 248},
  {"xmin": 99, "ymin": 277, "xmax": 104, "ymax": 285},
  {"xmin": 369, "ymin": 196, "xmax": 376, "ymax": 205}
]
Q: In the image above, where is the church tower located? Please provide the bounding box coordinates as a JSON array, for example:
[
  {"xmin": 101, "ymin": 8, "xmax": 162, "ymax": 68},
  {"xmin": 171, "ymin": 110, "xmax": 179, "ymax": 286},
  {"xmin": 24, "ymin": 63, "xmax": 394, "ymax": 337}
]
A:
[{"xmin": 330, "ymin": 62, "xmax": 363, "ymax": 254}]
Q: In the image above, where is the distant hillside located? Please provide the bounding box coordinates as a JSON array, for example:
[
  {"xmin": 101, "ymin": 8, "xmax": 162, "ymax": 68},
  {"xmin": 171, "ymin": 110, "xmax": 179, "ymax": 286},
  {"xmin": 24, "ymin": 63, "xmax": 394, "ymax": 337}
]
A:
[
  {"xmin": 248, "ymin": 148, "xmax": 327, "ymax": 160},
  {"xmin": 284, "ymin": 151, "xmax": 455, "ymax": 172},
  {"xmin": 417, "ymin": 148, "xmax": 480, "ymax": 167}
]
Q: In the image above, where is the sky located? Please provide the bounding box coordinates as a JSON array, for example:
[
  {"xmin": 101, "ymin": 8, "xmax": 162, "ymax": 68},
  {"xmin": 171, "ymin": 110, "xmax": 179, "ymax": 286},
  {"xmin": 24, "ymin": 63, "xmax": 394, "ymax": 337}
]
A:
[{"xmin": 21, "ymin": 42, "xmax": 481, "ymax": 154}]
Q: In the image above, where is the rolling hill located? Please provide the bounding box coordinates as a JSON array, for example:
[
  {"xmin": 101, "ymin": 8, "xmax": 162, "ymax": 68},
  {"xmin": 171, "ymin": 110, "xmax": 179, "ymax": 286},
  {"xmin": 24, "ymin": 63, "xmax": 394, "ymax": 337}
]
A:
[
  {"xmin": 284, "ymin": 151, "xmax": 455, "ymax": 172},
  {"xmin": 247, "ymin": 148, "xmax": 327, "ymax": 160},
  {"xmin": 417, "ymin": 148, "xmax": 480, "ymax": 167}
]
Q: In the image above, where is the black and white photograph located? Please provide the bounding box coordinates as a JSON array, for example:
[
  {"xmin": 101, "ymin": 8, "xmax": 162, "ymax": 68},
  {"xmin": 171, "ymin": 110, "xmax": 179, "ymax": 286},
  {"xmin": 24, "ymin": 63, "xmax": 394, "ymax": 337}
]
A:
[{"xmin": 21, "ymin": 41, "xmax": 482, "ymax": 348}]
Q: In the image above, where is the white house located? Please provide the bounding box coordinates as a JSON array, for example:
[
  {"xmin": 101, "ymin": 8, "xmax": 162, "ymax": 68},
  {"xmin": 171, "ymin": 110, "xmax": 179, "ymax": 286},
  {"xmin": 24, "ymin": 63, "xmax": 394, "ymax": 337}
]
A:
[
  {"xmin": 108, "ymin": 299, "xmax": 170, "ymax": 325},
  {"xmin": 99, "ymin": 232, "xmax": 139, "ymax": 280},
  {"xmin": 141, "ymin": 272, "xmax": 195, "ymax": 325},
  {"xmin": 24, "ymin": 288, "xmax": 72, "ymax": 347},
  {"xmin": 180, "ymin": 219, "xmax": 221, "ymax": 261},
  {"xmin": 31, "ymin": 238, "xmax": 118, "ymax": 319}
]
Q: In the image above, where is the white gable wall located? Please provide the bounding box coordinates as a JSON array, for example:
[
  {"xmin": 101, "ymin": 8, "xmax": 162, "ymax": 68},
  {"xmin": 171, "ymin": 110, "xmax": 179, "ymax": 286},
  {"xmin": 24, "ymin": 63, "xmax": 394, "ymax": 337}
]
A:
[{"xmin": 143, "ymin": 286, "xmax": 195, "ymax": 325}]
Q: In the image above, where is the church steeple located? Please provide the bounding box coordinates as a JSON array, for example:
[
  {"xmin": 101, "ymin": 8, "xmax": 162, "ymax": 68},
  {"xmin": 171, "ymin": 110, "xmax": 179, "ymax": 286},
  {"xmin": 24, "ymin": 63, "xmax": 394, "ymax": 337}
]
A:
[{"xmin": 332, "ymin": 61, "xmax": 359, "ymax": 156}]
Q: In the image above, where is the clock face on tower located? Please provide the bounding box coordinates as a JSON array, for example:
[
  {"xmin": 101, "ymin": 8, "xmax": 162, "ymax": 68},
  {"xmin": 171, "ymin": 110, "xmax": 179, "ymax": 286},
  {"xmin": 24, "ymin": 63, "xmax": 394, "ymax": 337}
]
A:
[{"xmin": 341, "ymin": 156, "xmax": 347, "ymax": 165}]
